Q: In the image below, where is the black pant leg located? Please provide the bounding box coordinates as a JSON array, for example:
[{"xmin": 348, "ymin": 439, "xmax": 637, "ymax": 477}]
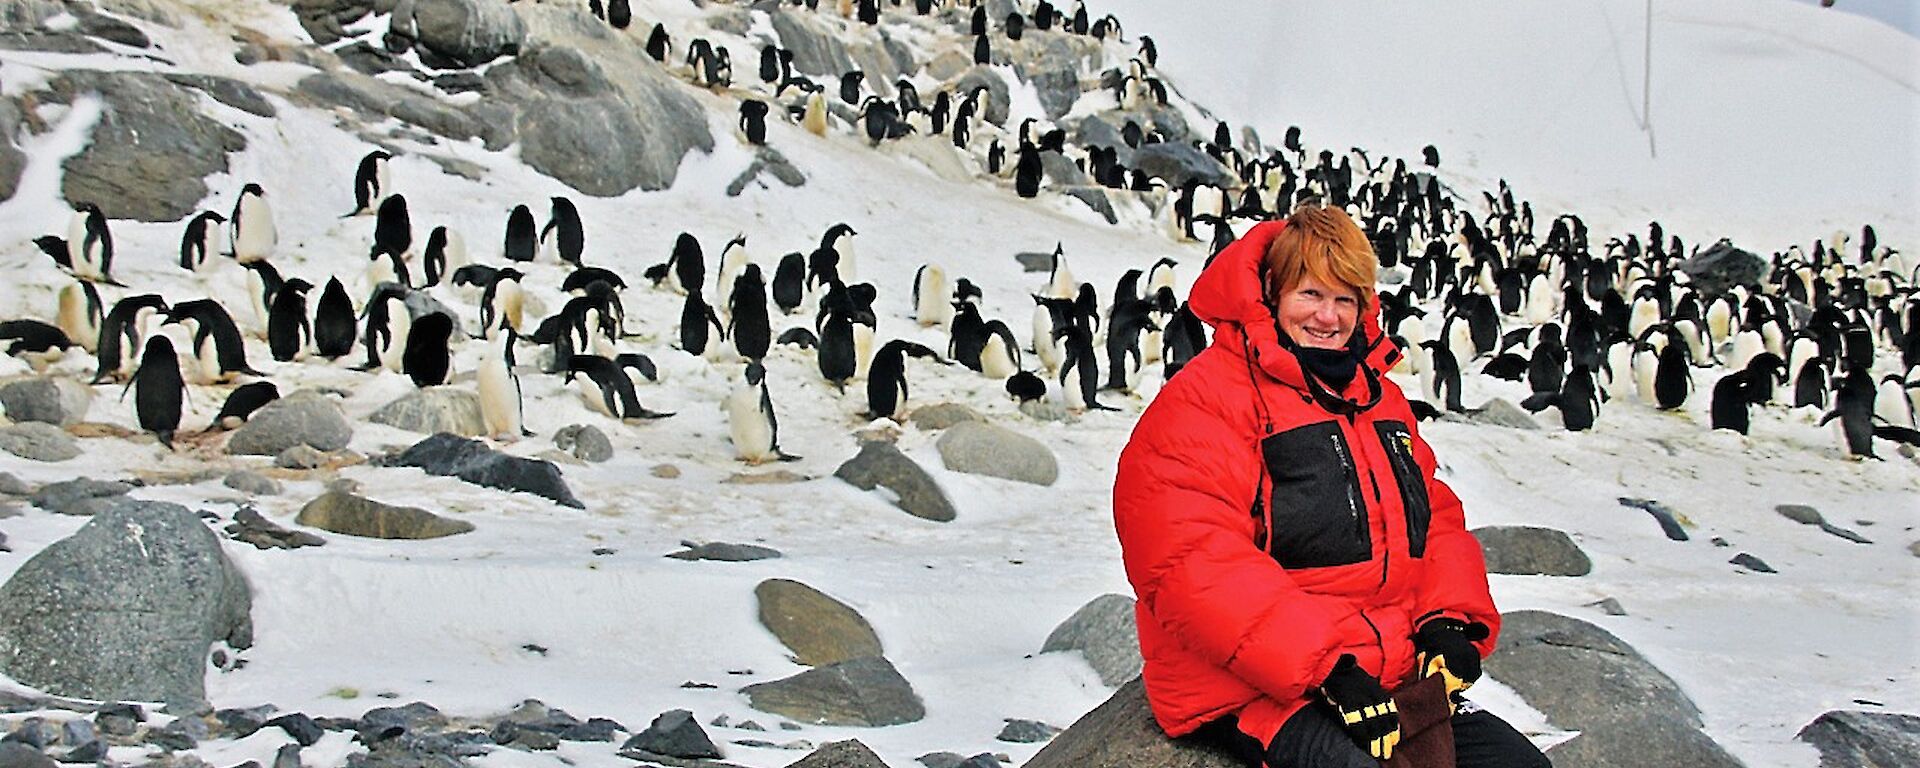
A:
[
  {"xmin": 1265, "ymin": 703, "xmax": 1380, "ymax": 768},
  {"xmin": 1452, "ymin": 709, "xmax": 1552, "ymax": 768}
]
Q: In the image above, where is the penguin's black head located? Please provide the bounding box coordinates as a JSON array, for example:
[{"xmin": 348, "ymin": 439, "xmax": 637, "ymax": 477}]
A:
[
  {"xmin": 142, "ymin": 334, "xmax": 176, "ymax": 358},
  {"xmin": 283, "ymin": 278, "xmax": 314, "ymax": 294},
  {"xmin": 241, "ymin": 183, "xmax": 265, "ymax": 197},
  {"xmin": 744, "ymin": 360, "xmax": 766, "ymax": 385}
]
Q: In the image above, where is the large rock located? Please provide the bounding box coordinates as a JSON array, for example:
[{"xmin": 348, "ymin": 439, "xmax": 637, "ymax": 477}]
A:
[
  {"xmin": 381, "ymin": 432, "xmax": 583, "ymax": 508},
  {"xmin": 1679, "ymin": 240, "xmax": 1767, "ymax": 296},
  {"xmin": 741, "ymin": 656, "xmax": 924, "ymax": 727},
  {"xmin": 0, "ymin": 377, "xmax": 92, "ymax": 425},
  {"xmin": 29, "ymin": 477, "xmax": 131, "ymax": 516},
  {"xmin": 482, "ymin": 43, "xmax": 712, "ymax": 195},
  {"xmin": 0, "ymin": 96, "xmax": 23, "ymax": 202},
  {"xmin": 294, "ymin": 71, "xmax": 502, "ymax": 148},
  {"xmin": 768, "ymin": 10, "xmax": 912, "ymax": 85},
  {"xmin": 947, "ymin": 67, "xmax": 1011, "ymax": 126},
  {"xmin": 1482, "ymin": 610, "xmax": 1742, "ymax": 768},
  {"xmin": 370, "ymin": 388, "xmax": 488, "ymax": 436},
  {"xmin": 0, "ymin": 422, "xmax": 78, "ymax": 462},
  {"xmin": 935, "ymin": 421, "xmax": 1058, "ymax": 486},
  {"xmin": 1131, "ymin": 141, "xmax": 1234, "ymax": 188},
  {"xmin": 399, "ymin": 0, "xmax": 524, "ymax": 67},
  {"xmin": 756, "ymin": 579, "xmax": 884, "ymax": 667},
  {"xmin": 834, "ymin": 441, "xmax": 956, "ymax": 522},
  {"xmin": 620, "ymin": 709, "xmax": 720, "ymax": 760},
  {"xmin": 1011, "ymin": 36, "xmax": 1099, "ymax": 119},
  {"xmin": 783, "ymin": 739, "xmax": 888, "ymax": 768},
  {"xmin": 1471, "ymin": 526, "xmax": 1592, "ymax": 577},
  {"xmin": 1040, "ymin": 594, "xmax": 1142, "ymax": 687},
  {"xmin": 296, "ymin": 490, "xmax": 474, "ymax": 539},
  {"xmin": 1796, "ymin": 710, "xmax": 1920, "ymax": 767},
  {"xmin": 1023, "ymin": 678, "xmax": 1240, "ymax": 768},
  {"xmin": 44, "ymin": 71, "xmax": 246, "ymax": 221},
  {"xmin": 289, "ymin": 0, "xmax": 376, "ymax": 45},
  {"xmin": 227, "ymin": 390, "xmax": 353, "ymax": 456},
  {"xmin": 0, "ymin": 500, "xmax": 252, "ymax": 711},
  {"xmin": 161, "ymin": 74, "xmax": 276, "ymax": 118}
]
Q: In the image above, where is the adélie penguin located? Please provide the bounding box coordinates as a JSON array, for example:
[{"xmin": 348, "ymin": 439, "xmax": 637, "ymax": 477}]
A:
[
  {"xmin": 56, "ymin": 280, "xmax": 103, "ymax": 354},
  {"xmin": 726, "ymin": 265, "xmax": 771, "ymax": 361},
  {"xmin": 477, "ymin": 326, "xmax": 531, "ymax": 440},
  {"xmin": 726, "ymin": 360, "xmax": 799, "ymax": 463},
  {"xmin": 179, "ymin": 211, "xmax": 225, "ymax": 271},
  {"xmin": 1057, "ymin": 323, "xmax": 1116, "ymax": 411},
  {"xmin": 503, "ymin": 204, "xmax": 537, "ymax": 262},
  {"xmin": 65, "ymin": 201, "xmax": 118, "ymax": 284},
  {"xmin": 349, "ymin": 150, "xmax": 391, "ymax": 216},
  {"xmin": 866, "ymin": 339, "xmax": 943, "ymax": 421},
  {"xmin": 0, "ymin": 320, "xmax": 72, "ymax": 371},
  {"xmin": 93, "ymin": 294, "xmax": 169, "ymax": 384},
  {"xmin": 402, "ymin": 312, "xmax": 456, "ymax": 387},
  {"xmin": 541, "ymin": 196, "xmax": 585, "ymax": 266},
  {"xmin": 358, "ymin": 283, "xmax": 413, "ymax": 373},
  {"xmin": 566, "ymin": 354, "xmax": 672, "ymax": 420},
  {"xmin": 266, "ymin": 278, "xmax": 314, "ymax": 362},
  {"xmin": 211, "ymin": 380, "xmax": 278, "ymax": 430},
  {"xmin": 163, "ymin": 299, "xmax": 262, "ymax": 383},
  {"xmin": 123, "ymin": 335, "xmax": 187, "ymax": 450},
  {"xmin": 313, "ymin": 277, "xmax": 358, "ymax": 359},
  {"xmin": 229, "ymin": 183, "xmax": 276, "ymax": 264}
]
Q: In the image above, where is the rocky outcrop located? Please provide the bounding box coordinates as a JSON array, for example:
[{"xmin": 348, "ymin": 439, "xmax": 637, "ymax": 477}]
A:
[
  {"xmin": 1797, "ymin": 710, "xmax": 1920, "ymax": 768},
  {"xmin": 1023, "ymin": 678, "xmax": 1240, "ymax": 768},
  {"xmin": 755, "ymin": 579, "xmax": 884, "ymax": 667},
  {"xmin": 43, "ymin": 71, "xmax": 246, "ymax": 221},
  {"xmin": 296, "ymin": 490, "xmax": 475, "ymax": 539},
  {"xmin": 834, "ymin": 441, "xmax": 956, "ymax": 522},
  {"xmin": 396, "ymin": 0, "xmax": 526, "ymax": 68},
  {"xmin": 0, "ymin": 96, "xmax": 24, "ymax": 202},
  {"xmin": 1472, "ymin": 526, "xmax": 1593, "ymax": 577},
  {"xmin": 741, "ymin": 656, "xmax": 924, "ymax": 727},
  {"xmin": 0, "ymin": 500, "xmax": 252, "ymax": 712},
  {"xmin": 227, "ymin": 390, "xmax": 354, "ymax": 456},
  {"xmin": 1040, "ymin": 594, "xmax": 1142, "ymax": 687},
  {"xmin": 1482, "ymin": 610, "xmax": 1743, "ymax": 768}
]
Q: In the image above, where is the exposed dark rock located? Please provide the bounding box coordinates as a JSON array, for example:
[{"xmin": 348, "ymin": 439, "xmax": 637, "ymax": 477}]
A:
[
  {"xmin": 74, "ymin": 9, "xmax": 149, "ymax": 48},
  {"xmin": 1063, "ymin": 186, "xmax": 1117, "ymax": 224},
  {"xmin": 620, "ymin": 709, "xmax": 721, "ymax": 759},
  {"xmin": 225, "ymin": 504, "xmax": 326, "ymax": 549},
  {"xmin": 1618, "ymin": 497, "xmax": 1689, "ymax": 541},
  {"xmin": 1023, "ymin": 678, "xmax": 1241, "ymax": 768},
  {"xmin": 1679, "ymin": 240, "xmax": 1768, "ymax": 295},
  {"xmin": 290, "ymin": 0, "xmax": 376, "ymax": 46},
  {"xmin": 1796, "ymin": 710, "xmax": 1920, "ymax": 768},
  {"xmin": 265, "ymin": 713, "xmax": 324, "ymax": 747},
  {"xmin": 1729, "ymin": 552, "xmax": 1776, "ymax": 573},
  {"xmin": 1775, "ymin": 504, "xmax": 1872, "ymax": 544},
  {"xmin": 43, "ymin": 71, "xmax": 246, "ymax": 221},
  {"xmin": 0, "ymin": 97, "xmax": 22, "ymax": 201},
  {"xmin": 381, "ymin": 432, "xmax": 584, "ymax": 508},
  {"xmin": 295, "ymin": 71, "xmax": 501, "ymax": 148},
  {"xmin": 834, "ymin": 441, "xmax": 956, "ymax": 522},
  {"xmin": 396, "ymin": 0, "xmax": 525, "ymax": 67},
  {"xmin": 336, "ymin": 40, "xmax": 416, "ymax": 75},
  {"xmin": 29, "ymin": 478, "xmax": 132, "ymax": 516},
  {"xmin": 161, "ymin": 74, "xmax": 277, "ymax": 118},
  {"xmin": 1466, "ymin": 397, "xmax": 1541, "ymax": 429},
  {"xmin": 997, "ymin": 718, "xmax": 1061, "ymax": 743},
  {"xmin": 1130, "ymin": 141, "xmax": 1233, "ymax": 188},
  {"xmin": 0, "ymin": 742, "xmax": 54, "ymax": 768},
  {"xmin": 755, "ymin": 579, "xmax": 883, "ymax": 667},
  {"xmin": 785, "ymin": 739, "xmax": 889, "ymax": 768},
  {"xmin": 1040, "ymin": 593, "xmax": 1142, "ymax": 687},
  {"xmin": 727, "ymin": 147, "xmax": 809, "ymax": 196},
  {"xmin": 1482, "ymin": 610, "xmax": 1742, "ymax": 768},
  {"xmin": 667, "ymin": 541, "xmax": 782, "ymax": 562},
  {"xmin": 0, "ymin": 501, "xmax": 252, "ymax": 712},
  {"xmin": 1472, "ymin": 526, "xmax": 1593, "ymax": 577},
  {"xmin": 296, "ymin": 490, "xmax": 474, "ymax": 539},
  {"xmin": 742, "ymin": 656, "xmax": 925, "ymax": 727}
]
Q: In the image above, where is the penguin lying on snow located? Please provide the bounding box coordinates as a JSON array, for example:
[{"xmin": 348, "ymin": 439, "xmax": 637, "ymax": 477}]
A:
[
  {"xmin": 567, "ymin": 355, "xmax": 673, "ymax": 420},
  {"xmin": 211, "ymin": 381, "xmax": 279, "ymax": 431},
  {"xmin": 0, "ymin": 320, "xmax": 71, "ymax": 371}
]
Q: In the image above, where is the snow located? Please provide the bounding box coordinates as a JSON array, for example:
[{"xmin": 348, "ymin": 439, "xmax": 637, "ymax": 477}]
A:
[{"xmin": 0, "ymin": 1, "xmax": 1914, "ymax": 767}]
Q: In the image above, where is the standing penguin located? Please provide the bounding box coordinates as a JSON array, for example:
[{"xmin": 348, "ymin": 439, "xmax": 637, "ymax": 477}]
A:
[
  {"xmin": 726, "ymin": 361, "xmax": 798, "ymax": 463},
  {"xmin": 372, "ymin": 194, "xmax": 413, "ymax": 263},
  {"xmin": 60, "ymin": 202, "xmax": 117, "ymax": 284},
  {"xmin": 913, "ymin": 263, "xmax": 950, "ymax": 327},
  {"xmin": 865, "ymin": 339, "xmax": 942, "ymax": 421},
  {"xmin": 357, "ymin": 283, "xmax": 414, "ymax": 373},
  {"xmin": 1419, "ymin": 340, "xmax": 1464, "ymax": 412},
  {"xmin": 229, "ymin": 183, "xmax": 277, "ymax": 264},
  {"xmin": 93, "ymin": 294, "xmax": 169, "ymax": 384},
  {"xmin": 772, "ymin": 251, "xmax": 807, "ymax": 313},
  {"xmin": 124, "ymin": 335, "xmax": 187, "ymax": 449},
  {"xmin": 479, "ymin": 268, "xmax": 526, "ymax": 338},
  {"xmin": 739, "ymin": 100, "xmax": 770, "ymax": 145},
  {"xmin": 503, "ymin": 205, "xmax": 538, "ymax": 262},
  {"xmin": 1014, "ymin": 141, "xmax": 1043, "ymax": 198},
  {"xmin": 402, "ymin": 312, "xmax": 456, "ymax": 387},
  {"xmin": 818, "ymin": 305, "xmax": 857, "ymax": 392},
  {"xmin": 679, "ymin": 289, "xmax": 724, "ymax": 356},
  {"xmin": 715, "ymin": 234, "xmax": 752, "ymax": 303},
  {"xmin": 1821, "ymin": 366, "xmax": 1884, "ymax": 458},
  {"xmin": 241, "ymin": 260, "xmax": 284, "ymax": 337},
  {"xmin": 164, "ymin": 299, "xmax": 261, "ymax": 383},
  {"xmin": 820, "ymin": 223, "xmax": 859, "ymax": 284},
  {"xmin": 56, "ymin": 281, "xmax": 104, "ymax": 354},
  {"xmin": 349, "ymin": 150, "xmax": 392, "ymax": 216},
  {"xmin": 313, "ymin": 277, "xmax": 358, "ymax": 359},
  {"xmin": 1653, "ymin": 331, "xmax": 1693, "ymax": 411},
  {"xmin": 607, "ymin": 0, "xmax": 630, "ymax": 28},
  {"xmin": 1057, "ymin": 323, "xmax": 1115, "ymax": 412},
  {"xmin": 667, "ymin": 232, "xmax": 705, "ymax": 296},
  {"xmin": 267, "ymin": 278, "xmax": 314, "ymax": 362},
  {"xmin": 541, "ymin": 197, "xmax": 586, "ymax": 266},
  {"xmin": 421, "ymin": 226, "xmax": 465, "ymax": 287},
  {"xmin": 179, "ymin": 211, "xmax": 225, "ymax": 271},
  {"xmin": 726, "ymin": 265, "xmax": 771, "ymax": 361},
  {"xmin": 477, "ymin": 327, "xmax": 529, "ymax": 439}
]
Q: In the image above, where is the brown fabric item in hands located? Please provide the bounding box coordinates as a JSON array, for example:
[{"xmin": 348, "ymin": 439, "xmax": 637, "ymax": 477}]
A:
[{"xmin": 1384, "ymin": 676, "xmax": 1456, "ymax": 768}]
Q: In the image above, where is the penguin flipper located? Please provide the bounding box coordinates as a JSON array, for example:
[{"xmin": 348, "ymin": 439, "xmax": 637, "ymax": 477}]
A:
[
  {"xmin": 1816, "ymin": 409, "xmax": 1841, "ymax": 427},
  {"xmin": 1872, "ymin": 424, "xmax": 1920, "ymax": 446},
  {"xmin": 775, "ymin": 450, "xmax": 802, "ymax": 462}
]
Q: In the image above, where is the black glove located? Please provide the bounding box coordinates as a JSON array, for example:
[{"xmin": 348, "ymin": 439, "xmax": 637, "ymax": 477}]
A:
[
  {"xmin": 1413, "ymin": 618, "xmax": 1491, "ymax": 696},
  {"xmin": 1317, "ymin": 654, "xmax": 1400, "ymax": 760}
]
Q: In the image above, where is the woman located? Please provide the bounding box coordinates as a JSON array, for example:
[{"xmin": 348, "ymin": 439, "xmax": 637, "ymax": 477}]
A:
[{"xmin": 1112, "ymin": 203, "xmax": 1549, "ymax": 767}]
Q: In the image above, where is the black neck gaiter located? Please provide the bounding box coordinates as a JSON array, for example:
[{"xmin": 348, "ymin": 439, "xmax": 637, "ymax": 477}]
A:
[{"xmin": 1293, "ymin": 344, "xmax": 1359, "ymax": 391}]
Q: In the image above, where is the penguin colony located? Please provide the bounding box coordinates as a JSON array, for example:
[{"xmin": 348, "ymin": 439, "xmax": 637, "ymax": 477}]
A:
[{"xmin": 6, "ymin": 0, "xmax": 1917, "ymax": 465}]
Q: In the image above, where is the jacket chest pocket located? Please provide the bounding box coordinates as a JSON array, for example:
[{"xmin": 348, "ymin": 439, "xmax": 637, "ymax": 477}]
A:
[
  {"xmin": 1259, "ymin": 421, "xmax": 1370, "ymax": 569},
  {"xmin": 1374, "ymin": 420, "xmax": 1432, "ymax": 558}
]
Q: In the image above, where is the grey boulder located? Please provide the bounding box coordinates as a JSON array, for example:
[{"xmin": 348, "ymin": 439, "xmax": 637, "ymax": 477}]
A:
[
  {"xmin": 0, "ymin": 377, "xmax": 90, "ymax": 425},
  {"xmin": 1023, "ymin": 677, "xmax": 1240, "ymax": 768},
  {"xmin": 935, "ymin": 421, "xmax": 1059, "ymax": 486},
  {"xmin": 381, "ymin": 432, "xmax": 583, "ymax": 508},
  {"xmin": 1466, "ymin": 398, "xmax": 1541, "ymax": 430},
  {"xmin": 0, "ymin": 500, "xmax": 252, "ymax": 712},
  {"xmin": 834, "ymin": 441, "xmax": 956, "ymax": 522},
  {"xmin": 44, "ymin": 71, "xmax": 246, "ymax": 222},
  {"xmin": 1796, "ymin": 710, "xmax": 1920, "ymax": 768},
  {"xmin": 741, "ymin": 656, "xmax": 924, "ymax": 728},
  {"xmin": 756, "ymin": 578, "xmax": 884, "ymax": 667},
  {"xmin": 29, "ymin": 477, "xmax": 132, "ymax": 516},
  {"xmin": 784, "ymin": 739, "xmax": 888, "ymax": 768},
  {"xmin": 1130, "ymin": 141, "xmax": 1234, "ymax": 188},
  {"xmin": 909, "ymin": 403, "xmax": 983, "ymax": 431},
  {"xmin": 296, "ymin": 490, "xmax": 474, "ymax": 539},
  {"xmin": 667, "ymin": 540, "xmax": 781, "ymax": 562},
  {"xmin": 1040, "ymin": 594, "xmax": 1142, "ymax": 687},
  {"xmin": 398, "ymin": 0, "xmax": 524, "ymax": 68},
  {"xmin": 619, "ymin": 709, "xmax": 720, "ymax": 760},
  {"xmin": 1471, "ymin": 526, "xmax": 1593, "ymax": 577},
  {"xmin": 0, "ymin": 422, "xmax": 78, "ymax": 462},
  {"xmin": 1482, "ymin": 610, "xmax": 1742, "ymax": 768},
  {"xmin": 1679, "ymin": 240, "xmax": 1768, "ymax": 295},
  {"xmin": 552, "ymin": 424, "xmax": 612, "ymax": 463},
  {"xmin": 370, "ymin": 387, "xmax": 488, "ymax": 437},
  {"xmin": 227, "ymin": 390, "xmax": 353, "ymax": 456}
]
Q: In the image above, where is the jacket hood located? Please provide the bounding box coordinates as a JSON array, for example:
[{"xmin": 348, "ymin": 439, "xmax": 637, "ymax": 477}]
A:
[{"xmin": 1188, "ymin": 220, "xmax": 1399, "ymax": 401}]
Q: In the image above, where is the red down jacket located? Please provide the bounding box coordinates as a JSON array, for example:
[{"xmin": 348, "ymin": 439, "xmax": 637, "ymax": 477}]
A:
[{"xmin": 1112, "ymin": 220, "xmax": 1501, "ymax": 746}]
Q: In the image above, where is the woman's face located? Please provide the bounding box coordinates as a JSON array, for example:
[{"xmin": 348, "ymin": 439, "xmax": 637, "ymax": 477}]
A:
[{"xmin": 1275, "ymin": 274, "xmax": 1360, "ymax": 350}]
